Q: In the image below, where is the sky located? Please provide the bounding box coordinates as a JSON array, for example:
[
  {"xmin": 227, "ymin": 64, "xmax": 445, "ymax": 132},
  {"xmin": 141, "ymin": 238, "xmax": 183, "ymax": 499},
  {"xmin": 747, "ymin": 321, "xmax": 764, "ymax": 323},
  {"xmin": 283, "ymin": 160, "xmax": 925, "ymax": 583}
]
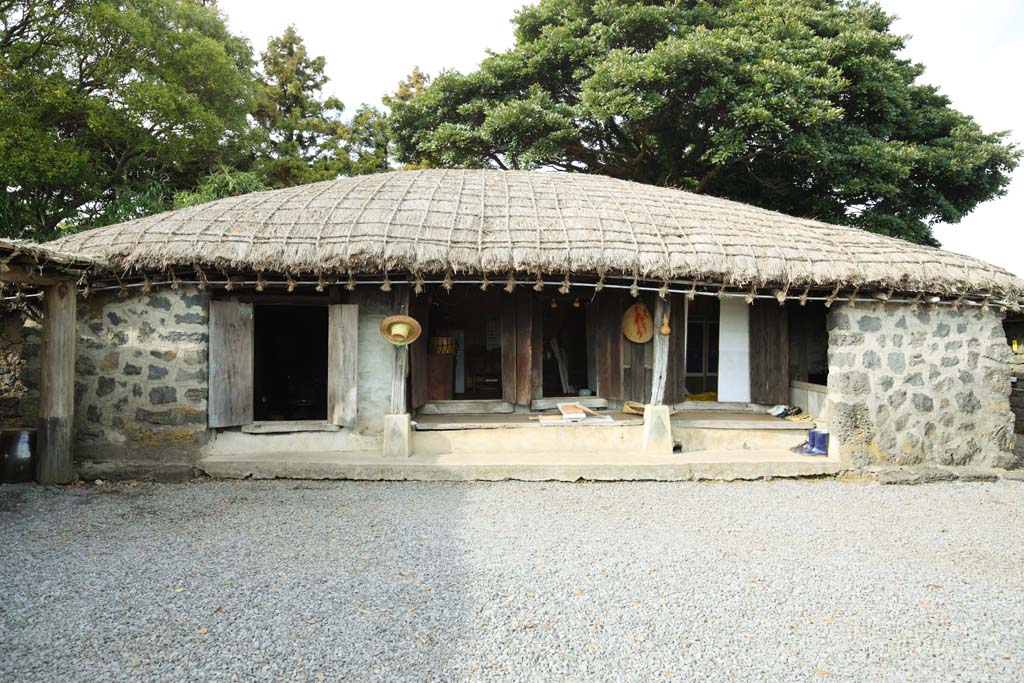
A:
[{"xmin": 215, "ymin": 0, "xmax": 1024, "ymax": 277}]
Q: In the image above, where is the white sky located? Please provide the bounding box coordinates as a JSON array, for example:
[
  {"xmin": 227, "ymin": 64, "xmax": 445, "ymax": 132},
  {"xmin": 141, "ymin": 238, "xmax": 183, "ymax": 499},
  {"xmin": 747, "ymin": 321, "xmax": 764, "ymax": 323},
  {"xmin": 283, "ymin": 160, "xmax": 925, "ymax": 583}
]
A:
[{"xmin": 216, "ymin": 0, "xmax": 1023, "ymax": 277}]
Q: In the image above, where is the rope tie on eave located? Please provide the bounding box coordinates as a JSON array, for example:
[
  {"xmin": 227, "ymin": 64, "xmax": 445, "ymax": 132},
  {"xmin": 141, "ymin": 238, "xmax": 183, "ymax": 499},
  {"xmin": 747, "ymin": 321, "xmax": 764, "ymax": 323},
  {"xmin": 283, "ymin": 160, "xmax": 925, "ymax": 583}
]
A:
[
  {"xmin": 558, "ymin": 274, "xmax": 571, "ymax": 295},
  {"xmin": 414, "ymin": 271, "xmax": 425, "ymax": 295},
  {"xmin": 824, "ymin": 284, "xmax": 841, "ymax": 308},
  {"xmin": 504, "ymin": 271, "xmax": 516, "ymax": 293}
]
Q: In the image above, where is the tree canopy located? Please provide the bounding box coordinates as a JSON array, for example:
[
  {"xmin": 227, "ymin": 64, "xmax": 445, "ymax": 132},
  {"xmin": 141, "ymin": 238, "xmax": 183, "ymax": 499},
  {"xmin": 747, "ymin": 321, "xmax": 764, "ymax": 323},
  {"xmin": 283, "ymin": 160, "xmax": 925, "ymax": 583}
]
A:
[
  {"xmin": 389, "ymin": 0, "xmax": 1019, "ymax": 245},
  {"xmin": 0, "ymin": 0, "xmax": 256, "ymax": 240}
]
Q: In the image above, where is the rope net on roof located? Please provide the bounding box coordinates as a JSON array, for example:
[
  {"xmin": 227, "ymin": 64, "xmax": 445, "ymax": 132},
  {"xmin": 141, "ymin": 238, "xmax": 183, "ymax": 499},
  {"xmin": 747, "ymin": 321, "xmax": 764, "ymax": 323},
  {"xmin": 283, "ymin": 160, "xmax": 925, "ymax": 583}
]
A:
[{"xmin": 47, "ymin": 169, "xmax": 1024, "ymax": 301}]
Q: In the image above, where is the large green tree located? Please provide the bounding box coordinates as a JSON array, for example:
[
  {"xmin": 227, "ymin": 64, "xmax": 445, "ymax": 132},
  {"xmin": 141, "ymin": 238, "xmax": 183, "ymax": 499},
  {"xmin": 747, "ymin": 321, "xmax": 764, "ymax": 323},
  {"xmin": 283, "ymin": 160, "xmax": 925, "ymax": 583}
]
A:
[
  {"xmin": 390, "ymin": 0, "xmax": 1019, "ymax": 245},
  {"xmin": 252, "ymin": 25, "xmax": 353, "ymax": 187},
  {"xmin": 0, "ymin": 0, "xmax": 256, "ymax": 240}
]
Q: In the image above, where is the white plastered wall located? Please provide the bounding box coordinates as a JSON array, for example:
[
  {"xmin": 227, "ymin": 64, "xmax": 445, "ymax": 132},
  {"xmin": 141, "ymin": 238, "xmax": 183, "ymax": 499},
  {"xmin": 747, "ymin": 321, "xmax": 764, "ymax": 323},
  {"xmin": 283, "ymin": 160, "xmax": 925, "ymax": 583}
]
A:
[{"xmin": 717, "ymin": 298, "xmax": 751, "ymax": 402}]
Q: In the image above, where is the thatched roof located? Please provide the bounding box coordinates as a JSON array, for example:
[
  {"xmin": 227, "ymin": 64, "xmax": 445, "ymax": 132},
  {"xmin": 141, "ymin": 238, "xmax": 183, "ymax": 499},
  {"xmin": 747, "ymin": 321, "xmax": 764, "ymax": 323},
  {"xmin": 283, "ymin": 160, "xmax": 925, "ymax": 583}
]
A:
[
  {"xmin": 51, "ymin": 169, "xmax": 1023, "ymax": 299},
  {"xmin": 1, "ymin": 238, "xmax": 106, "ymax": 270}
]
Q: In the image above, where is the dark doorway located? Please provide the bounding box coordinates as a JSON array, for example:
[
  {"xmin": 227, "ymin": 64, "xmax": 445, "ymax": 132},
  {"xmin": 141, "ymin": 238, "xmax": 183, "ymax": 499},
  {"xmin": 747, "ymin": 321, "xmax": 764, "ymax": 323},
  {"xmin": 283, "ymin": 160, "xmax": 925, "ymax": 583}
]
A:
[
  {"xmin": 253, "ymin": 305, "xmax": 328, "ymax": 421},
  {"xmin": 541, "ymin": 295, "xmax": 591, "ymax": 397},
  {"xmin": 788, "ymin": 301, "xmax": 829, "ymax": 386},
  {"xmin": 426, "ymin": 287, "xmax": 504, "ymax": 400},
  {"xmin": 685, "ymin": 297, "xmax": 720, "ymax": 395}
]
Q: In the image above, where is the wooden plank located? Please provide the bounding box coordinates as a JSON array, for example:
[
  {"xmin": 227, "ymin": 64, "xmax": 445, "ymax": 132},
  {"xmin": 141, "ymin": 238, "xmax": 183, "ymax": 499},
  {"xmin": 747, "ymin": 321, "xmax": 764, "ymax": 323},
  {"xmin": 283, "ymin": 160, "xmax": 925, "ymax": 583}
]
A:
[
  {"xmin": 530, "ymin": 296, "xmax": 543, "ymax": 400},
  {"xmin": 35, "ymin": 280, "xmax": 76, "ymax": 483},
  {"xmin": 418, "ymin": 400, "xmax": 515, "ymax": 415},
  {"xmin": 500, "ymin": 293, "xmax": 516, "ymax": 404},
  {"xmin": 748, "ymin": 300, "xmax": 789, "ymax": 404},
  {"xmin": 390, "ymin": 286, "xmax": 410, "ymax": 414},
  {"xmin": 531, "ymin": 397, "xmax": 608, "ymax": 411},
  {"xmin": 595, "ymin": 291, "xmax": 623, "ymax": 400},
  {"xmin": 650, "ymin": 296, "xmax": 670, "ymax": 405},
  {"xmin": 663, "ymin": 296, "xmax": 687, "ymax": 403},
  {"xmin": 409, "ymin": 290, "xmax": 430, "ymax": 410},
  {"xmin": 584, "ymin": 300, "xmax": 598, "ymax": 393},
  {"xmin": 242, "ymin": 421, "xmax": 341, "ymax": 434},
  {"xmin": 513, "ymin": 289, "xmax": 535, "ymax": 406},
  {"xmin": 208, "ymin": 299, "xmax": 254, "ymax": 428},
  {"xmin": 327, "ymin": 303, "xmax": 359, "ymax": 427}
]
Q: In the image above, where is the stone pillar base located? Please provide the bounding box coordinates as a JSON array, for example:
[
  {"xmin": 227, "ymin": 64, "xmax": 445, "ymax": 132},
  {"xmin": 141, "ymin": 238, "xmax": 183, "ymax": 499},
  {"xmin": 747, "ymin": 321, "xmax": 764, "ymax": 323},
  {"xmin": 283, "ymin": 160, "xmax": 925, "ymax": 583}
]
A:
[
  {"xmin": 383, "ymin": 413, "xmax": 412, "ymax": 459},
  {"xmin": 641, "ymin": 404, "xmax": 673, "ymax": 455}
]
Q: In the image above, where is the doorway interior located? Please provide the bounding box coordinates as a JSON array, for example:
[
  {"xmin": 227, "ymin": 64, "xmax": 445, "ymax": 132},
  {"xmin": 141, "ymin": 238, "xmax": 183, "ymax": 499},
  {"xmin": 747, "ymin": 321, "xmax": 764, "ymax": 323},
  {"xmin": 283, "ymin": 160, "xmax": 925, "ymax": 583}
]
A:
[
  {"xmin": 253, "ymin": 304, "xmax": 328, "ymax": 421},
  {"xmin": 426, "ymin": 287, "xmax": 504, "ymax": 400}
]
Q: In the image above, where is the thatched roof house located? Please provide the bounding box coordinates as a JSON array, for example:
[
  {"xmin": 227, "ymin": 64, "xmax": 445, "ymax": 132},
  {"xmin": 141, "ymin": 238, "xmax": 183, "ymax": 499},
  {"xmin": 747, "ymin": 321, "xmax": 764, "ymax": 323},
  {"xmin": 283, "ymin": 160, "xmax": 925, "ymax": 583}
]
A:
[
  {"xmin": 3, "ymin": 169, "xmax": 1019, "ymax": 483},
  {"xmin": 52, "ymin": 169, "xmax": 1024, "ymax": 303}
]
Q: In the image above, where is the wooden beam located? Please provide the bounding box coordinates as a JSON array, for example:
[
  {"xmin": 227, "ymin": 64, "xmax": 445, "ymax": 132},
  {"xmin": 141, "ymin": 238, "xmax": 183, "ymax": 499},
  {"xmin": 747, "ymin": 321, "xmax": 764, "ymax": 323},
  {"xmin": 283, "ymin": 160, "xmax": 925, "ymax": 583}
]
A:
[
  {"xmin": 514, "ymin": 289, "xmax": 535, "ymax": 406},
  {"xmin": 36, "ymin": 280, "xmax": 76, "ymax": 483},
  {"xmin": 595, "ymin": 291, "xmax": 623, "ymax": 400},
  {"xmin": 390, "ymin": 285, "xmax": 410, "ymax": 414},
  {"xmin": 650, "ymin": 296, "xmax": 670, "ymax": 405},
  {"xmin": 327, "ymin": 304, "xmax": 359, "ymax": 427},
  {"xmin": 500, "ymin": 294, "xmax": 516, "ymax": 404},
  {"xmin": 0, "ymin": 261, "xmax": 73, "ymax": 287},
  {"xmin": 409, "ymin": 291, "xmax": 430, "ymax": 410}
]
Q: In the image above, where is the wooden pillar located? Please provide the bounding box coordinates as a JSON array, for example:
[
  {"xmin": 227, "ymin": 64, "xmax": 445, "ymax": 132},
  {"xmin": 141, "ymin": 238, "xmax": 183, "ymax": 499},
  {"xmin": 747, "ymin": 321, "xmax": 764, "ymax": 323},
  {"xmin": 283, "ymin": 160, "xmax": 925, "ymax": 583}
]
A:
[
  {"xmin": 390, "ymin": 285, "xmax": 411, "ymax": 414},
  {"xmin": 650, "ymin": 296, "xmax": 670, "ymax": 405},
  {"xmin": 36, "ymin": 280, "xmax": 76, "ymax": 483}
]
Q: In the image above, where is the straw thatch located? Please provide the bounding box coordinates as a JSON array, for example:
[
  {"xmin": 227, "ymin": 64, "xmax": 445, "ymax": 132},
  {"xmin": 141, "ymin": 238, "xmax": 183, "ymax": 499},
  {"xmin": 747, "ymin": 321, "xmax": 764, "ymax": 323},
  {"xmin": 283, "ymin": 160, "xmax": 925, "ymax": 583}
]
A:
[
  {"xmin": 51, "ymin": 169, "xmax": 1024, "ymax": 299},
  {"xmin": 1, "ymin": 238, "xmax": 106, "ymax": 270}
]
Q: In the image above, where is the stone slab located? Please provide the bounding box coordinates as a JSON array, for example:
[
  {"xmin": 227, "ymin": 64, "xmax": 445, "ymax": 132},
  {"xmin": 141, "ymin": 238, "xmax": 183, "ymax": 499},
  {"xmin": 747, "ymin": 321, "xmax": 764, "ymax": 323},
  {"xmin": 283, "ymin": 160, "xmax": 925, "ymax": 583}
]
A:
[
  {"xmin": 877, "ymin": 466, "xmax": 957, "ymax": 485},
  {"xmin": 241, "ymin": 421, "xmax": 341, "ymax": 434},
  {"xmin": 77, "ymin": 461, "xmax": 195, "ymax": 483},
  {"xmin": 198, "ymin": 449, "xmax": 844, "ymax": 482}
]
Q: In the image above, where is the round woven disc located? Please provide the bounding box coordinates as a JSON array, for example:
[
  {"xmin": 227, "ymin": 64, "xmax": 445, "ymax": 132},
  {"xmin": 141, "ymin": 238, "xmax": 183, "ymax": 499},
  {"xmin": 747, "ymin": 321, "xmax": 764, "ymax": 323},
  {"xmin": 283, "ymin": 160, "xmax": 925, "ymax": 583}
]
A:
[{"xmin": 622, "ymin": 302, "xmax": 654, "ymax": 343}]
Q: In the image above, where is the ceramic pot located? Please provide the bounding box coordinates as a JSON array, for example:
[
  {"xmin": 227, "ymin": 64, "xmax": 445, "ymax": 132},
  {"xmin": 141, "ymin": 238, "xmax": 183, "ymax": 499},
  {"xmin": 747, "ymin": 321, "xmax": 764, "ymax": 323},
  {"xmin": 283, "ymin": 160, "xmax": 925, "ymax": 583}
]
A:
[{"xmin": 1, "ymin": 429, "xmax": 36, "ymax": 483}]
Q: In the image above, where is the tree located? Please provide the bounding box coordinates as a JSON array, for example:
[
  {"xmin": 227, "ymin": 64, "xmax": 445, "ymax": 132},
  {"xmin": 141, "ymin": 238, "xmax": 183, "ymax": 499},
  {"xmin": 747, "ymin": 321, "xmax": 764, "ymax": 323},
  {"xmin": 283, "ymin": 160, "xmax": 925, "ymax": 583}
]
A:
[
  {"xmin": 252, "ymin": 25, "xmax": 352, "ymax": 188},
  {"xmin": 389, "ymin": 0, "xmax": 1019, "ymax": 245},
  {"xmin": 172, "ymin": 166, "xmax": 267, "ymax": 209},
  {"xmin": 0, "ymin": 0, "xmax": 257, "ymax": 240}
]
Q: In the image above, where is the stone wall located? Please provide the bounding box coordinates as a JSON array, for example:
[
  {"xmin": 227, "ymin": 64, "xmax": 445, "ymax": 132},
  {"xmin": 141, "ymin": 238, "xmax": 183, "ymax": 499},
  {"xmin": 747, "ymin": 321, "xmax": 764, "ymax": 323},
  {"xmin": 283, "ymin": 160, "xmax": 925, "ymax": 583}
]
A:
[
  {"xmin": 828, "ymin": 303, "xmax": 1018, "ymax": 469},
  {"xmin": 1006, "ymin": 318, "xmax": 1024, "ymax": 462},
  {"xmin": 0, "ymin": 311, "xmax": 35, "ymax": 426},
  {"xmin": 74, "ymin": 286, "xmax": 211, "ymax": 465}
]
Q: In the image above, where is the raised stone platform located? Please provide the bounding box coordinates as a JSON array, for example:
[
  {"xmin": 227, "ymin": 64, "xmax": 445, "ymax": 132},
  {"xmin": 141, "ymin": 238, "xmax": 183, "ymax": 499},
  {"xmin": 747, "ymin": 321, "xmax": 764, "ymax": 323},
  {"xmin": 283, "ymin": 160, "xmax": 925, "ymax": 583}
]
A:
[{"xmin": 198, "ymin": 448, "xmax": 842, "ymax": 482}]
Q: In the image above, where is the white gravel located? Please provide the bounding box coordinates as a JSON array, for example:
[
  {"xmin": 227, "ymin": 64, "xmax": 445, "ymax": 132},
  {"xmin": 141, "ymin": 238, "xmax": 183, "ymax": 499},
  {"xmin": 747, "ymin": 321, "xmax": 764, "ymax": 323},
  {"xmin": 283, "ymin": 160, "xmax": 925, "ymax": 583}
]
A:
[{"xmin": 1, "ymin": 479, "xmax": 1023, "ymax": 682}]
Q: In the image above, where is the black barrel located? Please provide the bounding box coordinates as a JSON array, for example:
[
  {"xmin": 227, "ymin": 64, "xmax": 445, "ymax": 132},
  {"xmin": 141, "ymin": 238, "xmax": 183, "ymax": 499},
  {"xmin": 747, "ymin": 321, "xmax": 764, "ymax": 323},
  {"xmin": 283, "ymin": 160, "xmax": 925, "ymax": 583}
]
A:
[{"xmin": 1, "ymin": 429, "xmax": 36, "ymax": 483}]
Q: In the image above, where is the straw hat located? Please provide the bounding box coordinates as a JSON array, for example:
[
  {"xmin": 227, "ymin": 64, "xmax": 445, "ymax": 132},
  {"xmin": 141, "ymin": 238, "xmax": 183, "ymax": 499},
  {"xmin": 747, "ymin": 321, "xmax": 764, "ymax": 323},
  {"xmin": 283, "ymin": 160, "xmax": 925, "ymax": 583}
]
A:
[
  {"xmin": 622, "ymin": 302, "xmax": 654, "ymax": 343},
  {"xmin": 380, "ymin": 315, "xmax": 422, "ymax": 346}
]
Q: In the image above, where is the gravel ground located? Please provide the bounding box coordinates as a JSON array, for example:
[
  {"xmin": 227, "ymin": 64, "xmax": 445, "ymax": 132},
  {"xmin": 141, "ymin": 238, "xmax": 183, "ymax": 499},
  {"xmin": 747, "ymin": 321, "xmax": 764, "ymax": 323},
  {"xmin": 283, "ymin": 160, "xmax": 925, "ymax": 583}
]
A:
[{"xmin": 2, "ymin": 479, "xmax": 1023, "ymax": 683}]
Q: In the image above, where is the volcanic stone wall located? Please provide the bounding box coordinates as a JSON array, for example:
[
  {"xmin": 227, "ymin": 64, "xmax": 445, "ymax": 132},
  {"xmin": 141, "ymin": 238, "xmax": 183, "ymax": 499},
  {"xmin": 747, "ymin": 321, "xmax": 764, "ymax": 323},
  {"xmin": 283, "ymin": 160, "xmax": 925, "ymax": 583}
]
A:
[
  {"xmin": 827, "ymin": 303, "xmax": 1018, "ymax": 469},
  {"xmin": 72, "ymin": 286, "xmax": 211, "ymax": 465},
  {"xmin": 0, "ymin": 312, "xmax": 34, "ymax": 425},
  {"xmin": 1006, "ymin": 319, "xmax": 1024, "ymax": 462}
]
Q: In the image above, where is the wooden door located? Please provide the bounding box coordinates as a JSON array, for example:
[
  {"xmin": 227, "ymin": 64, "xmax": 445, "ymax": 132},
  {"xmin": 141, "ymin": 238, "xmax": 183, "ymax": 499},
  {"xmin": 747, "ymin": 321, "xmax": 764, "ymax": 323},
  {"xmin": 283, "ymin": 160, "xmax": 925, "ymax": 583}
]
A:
[
  {"xmin": 749, "ymin": 301, "xmax": 789, "ymax": 404},
  {"xmin": 327, "ymin": 304, "xmax": 359, "ymax": 427},
  {"xmin": 594, "ymin": 291, "xmax": 624, "ymax": 400},
  {"xmin": 208, "ymin": 299, "xmax": 254, "ymax": 428}
]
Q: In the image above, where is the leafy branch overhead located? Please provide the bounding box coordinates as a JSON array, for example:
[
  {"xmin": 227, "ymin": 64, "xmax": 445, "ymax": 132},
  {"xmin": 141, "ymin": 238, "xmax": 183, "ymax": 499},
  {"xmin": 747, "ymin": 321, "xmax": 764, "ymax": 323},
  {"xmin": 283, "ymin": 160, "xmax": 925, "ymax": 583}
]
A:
[{"xmin": 389, "ymin": 0, "xmax": 1019, "ymax": 246}]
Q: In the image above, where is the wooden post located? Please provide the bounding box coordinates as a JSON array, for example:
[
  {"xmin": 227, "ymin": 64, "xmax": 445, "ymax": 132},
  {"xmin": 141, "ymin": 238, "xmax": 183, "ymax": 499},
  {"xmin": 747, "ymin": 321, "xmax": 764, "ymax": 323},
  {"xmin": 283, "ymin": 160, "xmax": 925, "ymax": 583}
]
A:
[
  {"xmin": 390, "ymin": 285, "xmax": 410, "ymax": 414},
  {"xmin": 36, "ymin": 280, "xmax": 76, "ymax": 483},
  {"xmin": 327, "ymin": 304, "xmax": 359, "ymax": 427},
  {"xmin": 650, "ymin": 296, "xmax": 670, "ymax": 405}
]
